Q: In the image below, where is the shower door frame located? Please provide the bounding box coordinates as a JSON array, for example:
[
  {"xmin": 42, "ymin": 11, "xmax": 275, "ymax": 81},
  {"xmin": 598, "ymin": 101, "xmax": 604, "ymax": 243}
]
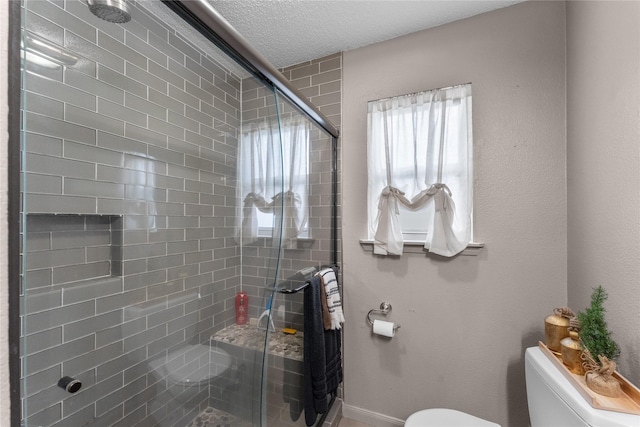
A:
[{"xmin": 8, "ymin": 0, "xmax": 25, "ymax": 425}]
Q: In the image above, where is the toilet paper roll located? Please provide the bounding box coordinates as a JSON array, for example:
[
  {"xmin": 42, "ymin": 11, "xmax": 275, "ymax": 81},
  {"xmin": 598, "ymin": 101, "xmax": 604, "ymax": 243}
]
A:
[{"xmin": 372, "ymin": 319, "xmax": 395, "ymax": 338}]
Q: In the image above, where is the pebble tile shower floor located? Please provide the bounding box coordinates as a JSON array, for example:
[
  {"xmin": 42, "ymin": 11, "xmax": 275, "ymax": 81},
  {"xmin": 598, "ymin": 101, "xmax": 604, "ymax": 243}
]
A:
[{"xmin": 187, "ymin": 407, "xmax": 252, "ymax": 427}]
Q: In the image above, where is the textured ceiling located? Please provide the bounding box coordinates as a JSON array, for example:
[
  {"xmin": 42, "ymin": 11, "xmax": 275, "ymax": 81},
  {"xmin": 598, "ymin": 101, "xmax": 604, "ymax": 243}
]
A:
[{"xmin": 207, "ymin": 0, "xmax": 526, "ymax": 68}]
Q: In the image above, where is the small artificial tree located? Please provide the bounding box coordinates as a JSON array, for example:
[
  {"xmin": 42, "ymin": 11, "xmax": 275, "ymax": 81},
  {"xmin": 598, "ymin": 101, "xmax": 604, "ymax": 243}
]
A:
[
  {"xmin": 577, "ymin": 285, "xmax": 620, "ymax": 364},
  {"xmin": 577, "ymin": 286, "xmax": 621, "ymax": 397}
]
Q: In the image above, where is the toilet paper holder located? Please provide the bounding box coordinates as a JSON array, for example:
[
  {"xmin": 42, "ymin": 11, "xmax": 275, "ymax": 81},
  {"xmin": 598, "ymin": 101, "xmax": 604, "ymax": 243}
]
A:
[{"xmin": 367, "ymin": 302, "xmax": 401, "ymax": 330}]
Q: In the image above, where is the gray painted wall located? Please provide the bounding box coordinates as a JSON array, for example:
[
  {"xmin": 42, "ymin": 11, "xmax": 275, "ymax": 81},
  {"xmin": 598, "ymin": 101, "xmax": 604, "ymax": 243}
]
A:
[
  {"xmin": 566, "ymin": 0, "xmax": 640, "ymax": 387},
  {"xmin": 341, "ymin": 2, "xmax": 567, "ymax": 426},
  {"xmin": 340, "ymin": 2, "xmax": 640, "ymax": 426}
]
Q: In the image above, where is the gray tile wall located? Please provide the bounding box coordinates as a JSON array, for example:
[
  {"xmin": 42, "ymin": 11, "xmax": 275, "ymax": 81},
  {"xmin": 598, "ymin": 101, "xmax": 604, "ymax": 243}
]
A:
[
  {"xmin": 238, "ymin": 53, "xmax": 343, "ymax": 333},
  {"xmin": 280, "ymin": 54, "xmax": 342, "ymax": 286},
  {"xmin": 279, "ymin": 54, "xmax": 343, "ymax": 425},
  {"xmin": 24, "ymin": 214, "xmax": 123, "ymax": 289},
  {"xmin": 21, "ymin": 1, "xmax": 342, "ymax": 426},
  {"xmin": 21, "ymin": 1, "xmax": 243, "ymax": 426},
  {"xmin": 280, "ymin": 54, "xmax": 344, "ymax": 424},
  {"xmin": 235, "ymin": 54, "xmax": 343, "ymax": 426},
  {"xmin": 281, "ymin": 53, "xmax": 342, "ymax": 130}
]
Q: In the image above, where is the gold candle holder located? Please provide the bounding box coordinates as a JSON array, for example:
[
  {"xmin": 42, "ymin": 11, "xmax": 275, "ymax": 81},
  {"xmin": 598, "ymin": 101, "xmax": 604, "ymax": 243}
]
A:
[
  {"xmin": 544, "ymin": 308, "xmax": 571, "ymax": 353},
  {"xmin": 561, "ymin": 330, "xmax": 585, "ymax": 375}
]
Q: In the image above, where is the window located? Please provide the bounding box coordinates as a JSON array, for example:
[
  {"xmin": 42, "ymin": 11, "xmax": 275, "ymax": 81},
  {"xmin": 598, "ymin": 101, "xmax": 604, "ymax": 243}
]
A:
[
  {"xmin": 236, "ymin": 118, "xmax": 310, "ymax": 246},
  {"xmin": 366, "ymin": 84, "xmax": 473, "ymax": 257}
]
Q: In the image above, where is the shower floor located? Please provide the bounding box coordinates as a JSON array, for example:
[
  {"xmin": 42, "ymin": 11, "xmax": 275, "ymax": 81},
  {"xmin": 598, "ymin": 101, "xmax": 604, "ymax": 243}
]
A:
[{"xmin": 187, "ymin": 406, "xmax": 252, "ymax": 427}]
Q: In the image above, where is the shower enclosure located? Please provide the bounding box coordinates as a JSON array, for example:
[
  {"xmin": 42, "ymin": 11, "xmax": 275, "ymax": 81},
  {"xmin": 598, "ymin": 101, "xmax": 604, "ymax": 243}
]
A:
[{"xmin": 16, "ymin": 1, "xmax": 339, "ymax": 426}]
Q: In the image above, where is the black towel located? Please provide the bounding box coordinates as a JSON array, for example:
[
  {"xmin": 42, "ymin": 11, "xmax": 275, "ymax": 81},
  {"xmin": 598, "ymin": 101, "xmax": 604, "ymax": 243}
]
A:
[
  {"xmin": 303, "ymin": 275, "xmax": 343, "ymax": 426},
  {"xmin": 323, "ymin": 268, "xmax": 343, "ymax": 393},
  {"xmin": 324, "ymin": 328, "xmax": 342, "ymax": 393}
]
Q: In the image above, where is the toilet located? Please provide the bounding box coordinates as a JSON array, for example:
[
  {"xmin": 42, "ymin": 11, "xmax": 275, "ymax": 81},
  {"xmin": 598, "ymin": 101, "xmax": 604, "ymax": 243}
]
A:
[
  {"xmin": 405, "ymin": 346, "xmax": 640, "ymax": 426},
  {"xmin": 405, "ymin": 408, "xmax": 499, "ymax": 426},
  {"xmin": 525, "ymin": 346, "xmax": 640, "ymax": 426}
]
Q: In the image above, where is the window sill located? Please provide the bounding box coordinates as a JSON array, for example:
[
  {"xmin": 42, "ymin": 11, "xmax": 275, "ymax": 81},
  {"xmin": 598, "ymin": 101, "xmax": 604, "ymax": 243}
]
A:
[{"xmin": 359, "ymin": 240, "xmax": 485, "ymax": 256}]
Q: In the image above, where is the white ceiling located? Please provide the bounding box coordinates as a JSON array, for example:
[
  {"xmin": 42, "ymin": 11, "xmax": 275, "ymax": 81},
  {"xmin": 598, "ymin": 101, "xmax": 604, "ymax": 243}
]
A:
[{"xmin": 207, "ymin": 0, "xmax": 526, "ymax": 69}]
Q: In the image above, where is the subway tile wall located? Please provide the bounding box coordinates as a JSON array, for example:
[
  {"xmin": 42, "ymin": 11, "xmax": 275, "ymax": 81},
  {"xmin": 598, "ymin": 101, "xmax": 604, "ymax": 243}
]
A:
[
  {"xmin": 239, "ymin": 54, "xmax": 343, "ymax": 333},
  {"xmin": 21, "ymin": 0, "xmax": 342, "ymax": 426},
  {"xmin": 281, "ymin": 53, "xmax": 342, "ymax": 333},
  {"xmin": 21, "ymin": 1, "xmax": 243, "ymax": 426},
  {"xmin": 281, "ymin": 54, "xmax": 342, "ymax": 284},
  {"xmin": 280, "ymin": 54, "xmax": 344, "ymax": 425},
  {"xmin": 281, "ymin": 53, "xmax": 342, "ymax": 130}
]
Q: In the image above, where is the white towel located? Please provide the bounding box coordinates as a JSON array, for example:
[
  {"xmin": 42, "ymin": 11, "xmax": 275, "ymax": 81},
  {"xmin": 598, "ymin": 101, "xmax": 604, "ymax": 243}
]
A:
[{"xmin": 318, "ymin": 268, "xmax": 345, "ymax": 330}]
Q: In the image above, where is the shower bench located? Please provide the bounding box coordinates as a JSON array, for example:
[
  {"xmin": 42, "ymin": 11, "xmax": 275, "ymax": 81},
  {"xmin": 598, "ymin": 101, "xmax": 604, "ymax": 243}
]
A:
[{"xmin": 207, "ymin": 324, "xmax": 306, "ymax": 426}]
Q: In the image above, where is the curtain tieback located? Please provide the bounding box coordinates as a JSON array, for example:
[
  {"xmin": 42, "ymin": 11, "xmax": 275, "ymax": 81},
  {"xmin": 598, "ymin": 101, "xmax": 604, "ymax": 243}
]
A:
[
  {"xmin": 408, "ymin": 183, "xmax": 453, "ymax": 207},
  {"xmin": 427, "ymin": 183, "xmax": 452, "ymax": 196},
  {"xmin": 378, "ymin": 186, "xmax": 406, "ymax": 214},
  {"xmin": 271, "ymin": 190, "xmax": 302, "ymax": 204},
  {"xmin": 244, "ymin": 192, "xmax": 270, "ymax": 210},
  {"xmin": 243, "ymin": 192, "xmax": 261, "ymax": 205}
]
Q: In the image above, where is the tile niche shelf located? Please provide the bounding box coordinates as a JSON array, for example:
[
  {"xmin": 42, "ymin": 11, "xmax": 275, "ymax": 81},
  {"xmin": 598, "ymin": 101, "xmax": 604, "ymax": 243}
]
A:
[{"xmin": 25, "ymin": 213, "xmax": 124, "ymax": 287}]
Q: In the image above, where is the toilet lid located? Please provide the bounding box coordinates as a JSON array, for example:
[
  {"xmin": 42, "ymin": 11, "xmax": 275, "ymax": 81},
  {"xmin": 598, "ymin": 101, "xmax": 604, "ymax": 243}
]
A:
[
  {"xmin": 405, "ymin": 408, "xmax": 500, "ymax": 427},
  {"xmin": 149, "ymin": 345, "xmax": 231, "ymax": 384}
]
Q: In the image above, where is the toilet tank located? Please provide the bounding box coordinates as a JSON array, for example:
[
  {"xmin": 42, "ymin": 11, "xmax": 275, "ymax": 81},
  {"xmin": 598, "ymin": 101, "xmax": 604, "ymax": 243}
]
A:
[{"xmin": 525, "ymin": 346, "xmax": 640, "ymax": 427}]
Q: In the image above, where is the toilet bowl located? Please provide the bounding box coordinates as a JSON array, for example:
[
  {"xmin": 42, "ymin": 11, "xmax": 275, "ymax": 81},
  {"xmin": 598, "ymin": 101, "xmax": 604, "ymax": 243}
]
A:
[{"xmin": 405, "ymin": 408, "xmax": 500, "ymax": 426}]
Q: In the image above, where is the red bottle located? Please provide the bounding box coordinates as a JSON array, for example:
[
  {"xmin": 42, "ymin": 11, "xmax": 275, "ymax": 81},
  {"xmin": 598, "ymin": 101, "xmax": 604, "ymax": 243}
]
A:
[{"xmin": 235, "ymin": 292, "xmax": 248, "ymax": 325}]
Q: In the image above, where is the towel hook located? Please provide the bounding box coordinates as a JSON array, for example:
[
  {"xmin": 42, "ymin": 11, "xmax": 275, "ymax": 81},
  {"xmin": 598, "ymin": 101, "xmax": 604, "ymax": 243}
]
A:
[{"xmin": 367, "ymin": 302, "xmax": 400, "ymax": 330}]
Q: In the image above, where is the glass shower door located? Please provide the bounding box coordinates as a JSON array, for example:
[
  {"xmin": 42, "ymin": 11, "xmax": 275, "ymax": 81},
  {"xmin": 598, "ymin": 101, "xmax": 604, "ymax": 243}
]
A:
[
  {"xmin": 256, "ymin": 91, "xmax": 338, "ymax": 427},
  {"xmin": 18, "ymin": 1, "xmax": 281, "ymax": 426},
  {"xmin": 232, "ymin": 81, "xmax": 338, "ymax": 427}
]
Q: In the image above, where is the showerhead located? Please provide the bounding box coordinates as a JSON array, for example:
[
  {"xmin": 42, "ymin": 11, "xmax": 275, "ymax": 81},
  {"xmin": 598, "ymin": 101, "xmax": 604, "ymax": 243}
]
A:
[{"xmin": 88, "ymin": 0, "xmax": 131, "ymax": 24}]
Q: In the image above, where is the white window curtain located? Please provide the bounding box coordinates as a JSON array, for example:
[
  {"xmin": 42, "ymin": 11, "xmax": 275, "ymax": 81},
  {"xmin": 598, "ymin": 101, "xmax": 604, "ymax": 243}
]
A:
[
  {"xmin": 236, "ymin": 117, "xmax": 310, "ymax": 247},
  {"xmin": 367, "ymin": 84, "xmax": 473, "ymax": 257}
]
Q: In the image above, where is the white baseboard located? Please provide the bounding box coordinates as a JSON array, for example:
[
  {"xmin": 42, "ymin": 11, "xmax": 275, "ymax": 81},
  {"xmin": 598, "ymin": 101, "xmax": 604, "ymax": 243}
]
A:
[{"xmin": 342, "ymin": 404, "xmax": 405, "ymax": 427}]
